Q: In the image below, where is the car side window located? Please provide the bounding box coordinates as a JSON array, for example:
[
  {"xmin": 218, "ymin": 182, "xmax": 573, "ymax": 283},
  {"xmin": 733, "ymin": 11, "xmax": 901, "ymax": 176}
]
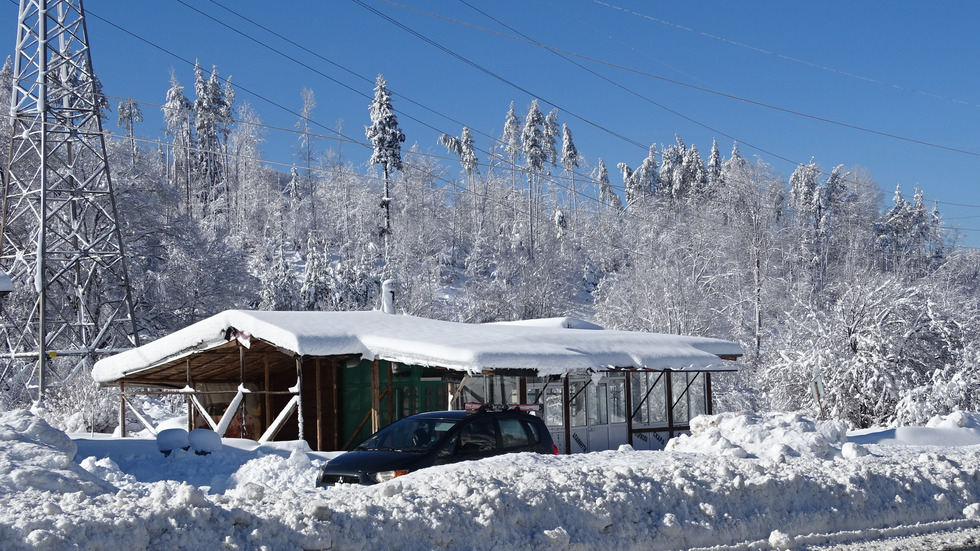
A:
[
  {"xmin": 523, "ymin": 419, "xmax": 542, "ymax": 444},
  {"xmin": 436, "ymin": 434, "xmax": 458, "ymax": 458},
  {"xmin": 499, "ymin": 417, "xmax": 532, "ymax": 449},
  {"xmin": 458, "ymin": 418, "xmax": 498, "ymax": 454}
]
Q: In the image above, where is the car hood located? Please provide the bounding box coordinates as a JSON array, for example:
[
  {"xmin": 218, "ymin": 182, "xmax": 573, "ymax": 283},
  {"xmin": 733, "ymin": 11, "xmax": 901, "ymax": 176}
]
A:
[{"xmin": 321, "ymin": 450, "xmax": 433, "ymax": 474}]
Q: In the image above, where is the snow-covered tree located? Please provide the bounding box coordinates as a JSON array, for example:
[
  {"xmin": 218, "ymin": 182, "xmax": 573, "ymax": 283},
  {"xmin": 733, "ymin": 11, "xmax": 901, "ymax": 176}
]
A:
[
  {"xmin": 501, "ymin": 101, "xmax": 522, "ymax": 190},
  {"xmin": 595, "ymin": 158, "xmax": 622, "ymax": 210},
  {"xmin": 162, "ymin": 70, "xmax": 195, "ymax": 217},
  {"xmin": 193, "ymin": 62, "xmax": 234, "ymax": 221},
  {"xmin": 543, "ymin": 108, "xmax": 560, "ymax": 167},
  {"xmin": 259, "ymin": 247, "xmax": 299, "ymax": 311},
  {"xmin": 560, "ymin": 123, "xmax": 581, "ymax": 217},
  {"xmin": 117, "ymin": 98, "xmax": 143, "ymax": 165},
  {"xmin": 365, "ymin": 74, "xmax": 406, "ymax": 272},
  {"xmin": 300, "ymin": 236, "xmax": 331, "ymax": 310},
  {"xmin": 522, "ymin": 99, "xmax": 547, "ymax": 259},
  {"xmin": 707, "ymin": 138, "xmax": 722, "ymax": 187}
]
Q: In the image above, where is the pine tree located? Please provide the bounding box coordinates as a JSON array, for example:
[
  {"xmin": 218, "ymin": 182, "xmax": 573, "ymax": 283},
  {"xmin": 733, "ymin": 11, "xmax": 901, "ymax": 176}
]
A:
[
  {"xmin": 683, "ymin": 144, "xmax": 707, "ymax": 199},
  {"xmin": 560, "ymin": 123, "xmax": 580, "ymax": 217},
  {"xmin": 117, "ymin": 98, "xmax": 143, "ymax": 166},
  {"xmin": 543, "ymin": 108, "xmax": 560, "ymax": 167},
  {"xmin": 300, "ymin": 237, "xmax": 331, "ymax": 310},
  {"xmin": 708, "ymin": 138, "xmax": 722, "ymax": 186},
  {"xmin": 193, "ymin": 62, "xmax": 233, "ymax": 220},
  {"xmin": 162, "ymin": 70, "xmax": 195, "ymax": 216},
  {"xmin": 501, "ymin": 101, "xmax": 522, "ymax": 191},
  {"xmin": 595, "ymin": 158, "xmax": 622, "ymax": 210},
  {"xmin": 296, "ymin": 88, "xmax": 319, "ymax": 233},
  {"xmin": 259, "ymin": 247, "xmax": 299, "ymax": 311},
  {"xmin": 634, "ymin": 144, "xmax": 659, "ymax": 203},
  {"xmin": 521, "ymin": 99, "xmax": 547, "ymax": 259},
  {"xmin": 365, "ymin": 74, "xmax": 406, "ymax": 273}
]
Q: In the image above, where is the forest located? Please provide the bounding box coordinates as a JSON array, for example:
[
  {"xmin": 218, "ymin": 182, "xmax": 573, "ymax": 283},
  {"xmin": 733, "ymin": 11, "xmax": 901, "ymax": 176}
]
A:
[{"xmin": 3, "ymin": 60, "xmax": 979, "ymax": 432}]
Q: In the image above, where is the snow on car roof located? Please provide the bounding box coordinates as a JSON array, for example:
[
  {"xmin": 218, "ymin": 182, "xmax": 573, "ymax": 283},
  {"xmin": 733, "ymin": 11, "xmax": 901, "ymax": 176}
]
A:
[{"xmin": 92, "ymin": 309, "xmax": 742, "ymax": 383}]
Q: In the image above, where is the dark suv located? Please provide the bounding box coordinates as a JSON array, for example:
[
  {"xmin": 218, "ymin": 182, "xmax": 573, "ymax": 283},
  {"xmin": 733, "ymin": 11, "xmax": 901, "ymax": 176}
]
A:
[{"xmin": 316, "ymin": 407, "xmax": 559, "ymax": 486}]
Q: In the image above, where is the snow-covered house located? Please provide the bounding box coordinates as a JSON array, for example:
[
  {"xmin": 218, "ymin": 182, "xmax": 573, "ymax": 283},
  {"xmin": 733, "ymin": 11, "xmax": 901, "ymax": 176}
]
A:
[{"xmin": 92, "ymin": 310, "xmax": 742, "ymax": 453}]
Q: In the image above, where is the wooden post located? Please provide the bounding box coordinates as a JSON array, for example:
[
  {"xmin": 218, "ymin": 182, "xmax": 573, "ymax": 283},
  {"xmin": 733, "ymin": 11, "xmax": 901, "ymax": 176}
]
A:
[
  {"xmin": 186, "ymin": 358, "xmax": 193, "ymax": 431},
  {"xmin": 387, "ymin": 361, "xmax": 394, "ymax": 423},
  {"xmin": 371, "ymin": 360, "xmax": 380, "ymax": 432},
  {"xmin": 624, "ymin": 371, "xmax": 634, "ymax": 446},
  {"xmin": 264, "ymin": 357, "xmax": 272, "ymax": 432},
  {"xmin": 562, "ymin": 376, "xmax": 571, "ymax": 455},
  {"xmin": 296, "ymin": 357, "xmax": 305, "ymax": 443},
  {"xmin": 705, "ymin": 372, "xmax": 713, "ymax": 415},
  {"xmin": 239, "ymin": 343, "xmax": 247, "ymax": 438},
  {"xmin": 315, "ymin": 358, "xmax": 322, "ymax": 451},
  {"xmin": 665, "ymin": 371, "xmax": 675, "ymax": 439},
  {"xmin": 332, "ymin": 358, "xmax": 340, "ymax": 450},
  {"xmin": 119, "ymin": 382, "xmax": 127, "ymax": 438}
]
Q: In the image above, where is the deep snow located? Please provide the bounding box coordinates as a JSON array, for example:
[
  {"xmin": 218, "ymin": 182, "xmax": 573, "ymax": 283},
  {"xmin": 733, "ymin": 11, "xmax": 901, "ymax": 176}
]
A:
[{"xmin": 2, "ymin": 408, "xmax": 980, "ymax": 551}]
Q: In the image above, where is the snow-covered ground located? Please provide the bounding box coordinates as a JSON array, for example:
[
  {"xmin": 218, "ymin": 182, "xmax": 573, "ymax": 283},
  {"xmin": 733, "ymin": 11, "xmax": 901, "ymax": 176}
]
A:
[{"xmin": 2, "ymin": 409, "xmax": 980, "ymax": 551}]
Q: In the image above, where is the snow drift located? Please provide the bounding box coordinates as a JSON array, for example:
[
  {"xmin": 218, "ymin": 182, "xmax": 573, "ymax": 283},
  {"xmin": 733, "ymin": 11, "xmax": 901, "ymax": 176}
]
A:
[{"xmin": 1, "ymin": 409, "xmax": 979, "ymax": 550}]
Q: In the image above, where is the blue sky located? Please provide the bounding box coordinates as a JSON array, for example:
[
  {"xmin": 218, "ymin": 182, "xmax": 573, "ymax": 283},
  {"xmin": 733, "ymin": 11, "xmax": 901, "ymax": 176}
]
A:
[{"xmin": 4, "ymin": 1, "xmax": 980, "ymax": 246}]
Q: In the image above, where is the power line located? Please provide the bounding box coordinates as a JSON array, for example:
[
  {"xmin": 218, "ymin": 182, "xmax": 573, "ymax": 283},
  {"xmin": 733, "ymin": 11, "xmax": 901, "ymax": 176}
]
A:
[
  {"xmin": 589, "ymin": 0, "xmax": 980, "ymax": 110},
  {"xmin": 380, "ymin": 0, "xmax": 980, "ymax": 159},
  {"xmin": 350, "ymin": 0, "xmax": 648, "ymax": 151},
  {"xmin": 27, "ymin": 2, "xmax": 978, "ymax": 247}
]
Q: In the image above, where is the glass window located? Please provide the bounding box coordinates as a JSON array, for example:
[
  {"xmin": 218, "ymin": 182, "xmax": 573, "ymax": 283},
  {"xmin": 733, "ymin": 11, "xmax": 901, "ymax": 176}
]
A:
[
  {"xmin": 671, "ymin": 372, "xmax": 694, "ymax": 425},
  {"xmin": 630, "ymin": 372, "xmax": 666, "ymax": 425},
  {"xmin": 457, "ymin": 375, "xmax": 486, "ymax": 408},
  {"xmin": 570, "ymin": 382, "xmax": 587, "ymax": 427},
  {"xmin": 458, "ymin": 418, "xmax": 498, "ymax": 453},
  {"xmin": 609, "ymin": 377, "xmax": 626, "ymax": 424},
  {"xmin": 499, "ymin": 418, "xmax": 531, "ymax": 448},
  {"xmin": 588, "ymin": 382, "xmax": 608, "ymax": 426},
  {"xmin": 523, "ymin": 419, "xmax": 541, "ymax": 444},
  {"xmin": 544, "ymin": 387, "xmax": 564, "ymax": 427},
  {"xmin": 690, "ymin": 373, "xmax": 707, "ymax": 418}
]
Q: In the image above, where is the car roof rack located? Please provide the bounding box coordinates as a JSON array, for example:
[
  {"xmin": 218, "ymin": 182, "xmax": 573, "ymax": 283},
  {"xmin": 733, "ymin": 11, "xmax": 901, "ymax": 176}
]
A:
[{"xmin": 463, "ymin": 402, "xmax": 542, "ymax": 413}]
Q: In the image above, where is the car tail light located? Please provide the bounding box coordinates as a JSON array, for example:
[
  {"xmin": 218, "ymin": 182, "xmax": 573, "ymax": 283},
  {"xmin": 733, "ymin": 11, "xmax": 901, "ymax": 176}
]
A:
[{"xmin": 551, "ymin": 444, "xmax": 560, "ymax": 455}]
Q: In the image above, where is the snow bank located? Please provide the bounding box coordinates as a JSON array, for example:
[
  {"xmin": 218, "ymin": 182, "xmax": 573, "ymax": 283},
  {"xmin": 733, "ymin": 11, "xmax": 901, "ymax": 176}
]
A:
[
  {"xmin": 2, "ymin": 409, "xmax": 980, "ymax": 550},
  {"xmin": 667, "ymin": 411, "xmax": 849, "ymax": 460},
  {"xmin": 0, "ymin": 410, "xmax": 113, "ymax": 495}
]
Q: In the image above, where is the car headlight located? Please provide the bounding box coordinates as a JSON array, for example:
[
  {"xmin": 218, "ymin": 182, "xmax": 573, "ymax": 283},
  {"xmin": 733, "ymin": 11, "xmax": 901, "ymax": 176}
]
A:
[{"xmin": 371, "ymin": 470, "xmax": 410, "ymax": 483}]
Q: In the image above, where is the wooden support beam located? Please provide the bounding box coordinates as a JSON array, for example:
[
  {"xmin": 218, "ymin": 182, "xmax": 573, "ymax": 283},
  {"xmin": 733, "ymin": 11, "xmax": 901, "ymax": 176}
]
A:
[
  {"xmin": 259, "ymin": 395, "xmax": 299, "ymax": 443},
  {"xmin": 371, "ymin": 359, "xmax": 380, "ymax": 432},
  {"xmin": 705, "ymin": 372, "xmax": 713, "ymax": 415},
  {"xmin": 665, "ymin": 371, "xmax": 675, "ymax": 439},
  {"xmin": 296, "ymin": 357, "xmax": 305, "ymax": 443},
  {"xmin": 562, "ymin": 376, "xmax": 571, "ymax": 455},
  {"xmin": 624, "ymin": 371, "xmax": 634, "ymax": 446},
  {"xmin": 185, "ymin": 358, "xmax": 193, "ymax": 432},
  {"xmin": 239, "ymin": 343, "xmax": 247, "ymax": 438},
  {"xmin": 387, "ymin": 361, "xmax": 394, "ymax": 423},
  {"xmin": 332, "ymin": 358, "xmax": 339, "ymax": 450},
  {"xmin": 316, "ymin": 358, "xmax": 323, "ymax": 451},
  {"xmin": 119, "ymin": 382, "xmax": 127, "ymax": 438},
  {"xmin": 264, "ymin": 356, "xmax": 271, "ymax": 431}
]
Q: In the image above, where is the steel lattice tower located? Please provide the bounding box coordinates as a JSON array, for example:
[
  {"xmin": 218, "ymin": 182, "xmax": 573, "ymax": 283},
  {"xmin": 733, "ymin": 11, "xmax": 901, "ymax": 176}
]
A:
[{"xmin": 0, "ymin": 0, "xmax": 139, "ymax": 404}]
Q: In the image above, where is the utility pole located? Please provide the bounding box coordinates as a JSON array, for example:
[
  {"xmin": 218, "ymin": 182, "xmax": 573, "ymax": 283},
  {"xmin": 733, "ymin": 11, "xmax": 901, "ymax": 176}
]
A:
[{"xmin": 0, "ymin": 0, "xmax": 139, "ymax": 406}]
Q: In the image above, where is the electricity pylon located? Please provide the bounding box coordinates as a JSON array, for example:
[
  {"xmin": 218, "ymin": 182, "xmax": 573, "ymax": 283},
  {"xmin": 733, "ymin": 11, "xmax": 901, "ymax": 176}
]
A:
[{"xmin": 0, "ymin": 0, "xmax": 139, "ymax": 405}]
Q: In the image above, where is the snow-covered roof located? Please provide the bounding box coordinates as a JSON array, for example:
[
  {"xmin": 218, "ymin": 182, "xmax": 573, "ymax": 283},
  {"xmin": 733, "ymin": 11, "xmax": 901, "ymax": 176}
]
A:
[{"xmin": 92, "ymin": 310, "xmax": 742, "ymax": 383}]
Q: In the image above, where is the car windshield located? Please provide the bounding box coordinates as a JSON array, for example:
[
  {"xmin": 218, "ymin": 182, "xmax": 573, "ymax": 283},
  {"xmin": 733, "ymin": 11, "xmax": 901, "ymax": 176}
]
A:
[{"xmin": 355, "ymin": 417, "xmax": 459, "ymax": 452}]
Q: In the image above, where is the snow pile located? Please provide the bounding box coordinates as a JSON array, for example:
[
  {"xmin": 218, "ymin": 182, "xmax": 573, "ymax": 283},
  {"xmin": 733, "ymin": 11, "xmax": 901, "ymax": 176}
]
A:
[
  {"xmin": 0, "ymin": 410, "xmax": 113, "ymax": 495},
  {"xmin": 666, "ymin": 411, "xmax": 849, "ymax": 460},
  {"xmin": 1, "ymin": 409, "xmax": 979, "ymax": 550},
  {"xmin": 850, "ymin": 410, "xmax": 980, "ymax": 447}
]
